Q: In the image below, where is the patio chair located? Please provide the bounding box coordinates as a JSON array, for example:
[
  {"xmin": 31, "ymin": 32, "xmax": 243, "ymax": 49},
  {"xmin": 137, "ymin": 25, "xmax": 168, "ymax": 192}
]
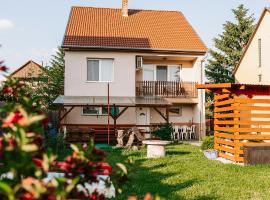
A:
[
  {"xmin": 180, "ymin": 125, "xmax": 189, "ymax": 140},
  {"xmin": 172, "ymin": 126, "xmax": 180, "ymax": 141},
  {"xmin": 189, "ymin": 125, "xmax": 196, "ymax": 140}
]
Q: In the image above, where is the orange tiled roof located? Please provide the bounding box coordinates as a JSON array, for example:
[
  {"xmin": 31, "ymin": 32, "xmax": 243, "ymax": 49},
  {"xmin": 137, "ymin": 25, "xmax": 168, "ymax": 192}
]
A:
[{"xmin": 63, "ymin": 7, "xmax": 207, "ymax": 52}]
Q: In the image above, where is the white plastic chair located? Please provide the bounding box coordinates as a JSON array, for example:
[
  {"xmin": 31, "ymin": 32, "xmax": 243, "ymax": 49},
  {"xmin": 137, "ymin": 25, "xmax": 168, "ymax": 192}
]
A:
[
  {"xmin": 180, "ymin": 125, "xmax": 189, "ymax": 140},
  {"xmin": 189, "ymin": 125, "xmax": 196, "ymax": 139},
  {"xmin": 172, "ymin": 126, "xmax": 179, "ymax": 141}
]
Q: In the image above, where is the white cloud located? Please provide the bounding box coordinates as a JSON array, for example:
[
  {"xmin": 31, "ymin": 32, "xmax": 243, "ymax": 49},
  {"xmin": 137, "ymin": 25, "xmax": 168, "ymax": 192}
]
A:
[{"xmin": 0, "ymin": 19, "xmax": 14, "ymax": 30}]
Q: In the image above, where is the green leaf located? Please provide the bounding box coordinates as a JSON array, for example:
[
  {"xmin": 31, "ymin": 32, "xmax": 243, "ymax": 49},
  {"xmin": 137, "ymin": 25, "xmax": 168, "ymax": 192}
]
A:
[
  {"xmin": 70, "ymin": 144, "xmax": 79, "ymax": 153},
  {"xmin": 0, "ymin": 181, "xmax": 15, "ymax": 200},
  {"xmin": 21, "ymin": 144, "xmax": 38, "ymax": 152},
  {"xmin": 116, "ymin": 163, "xmax": 128, "ymax": 175},
  {"xmin": 66, "ymin": 176, "xmax": 80, "ymax": 193}
]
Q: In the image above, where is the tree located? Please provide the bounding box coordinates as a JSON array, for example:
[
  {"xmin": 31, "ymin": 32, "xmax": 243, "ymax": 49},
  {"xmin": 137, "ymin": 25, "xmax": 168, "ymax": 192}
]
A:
[
  {"xmin": 37, "ymin": 47, "xmax": 65, "ymax": 110},
  {"xmin": 206, "ymin": 4, "xmax": 255, "ymax": 83}
]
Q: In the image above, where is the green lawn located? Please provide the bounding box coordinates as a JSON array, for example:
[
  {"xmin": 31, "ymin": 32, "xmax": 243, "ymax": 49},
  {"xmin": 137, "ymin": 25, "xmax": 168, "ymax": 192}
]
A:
[{"xmin": 106, "ymin": 144, "xmax": 270, "ymax": 200}]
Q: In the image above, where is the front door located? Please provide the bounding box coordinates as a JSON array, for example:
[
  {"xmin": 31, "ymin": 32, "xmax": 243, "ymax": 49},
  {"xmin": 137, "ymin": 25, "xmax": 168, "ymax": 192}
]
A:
[{"xmin": 136, "ymin": 108, "xmax": 150, "ymax": 129}]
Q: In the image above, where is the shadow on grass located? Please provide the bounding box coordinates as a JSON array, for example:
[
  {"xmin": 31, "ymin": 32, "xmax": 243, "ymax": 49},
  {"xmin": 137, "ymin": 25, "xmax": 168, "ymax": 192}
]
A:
[
  {"xmin": 192, "ymin": 195, "xmax": 218, "ymax": 200},
  {"xmin": 106, "ymin": 147, "xmax": 217, "ymax": 200},
  {"xmin": 166, "ymin": 151, "xmax": 191, "ymax": 156}
]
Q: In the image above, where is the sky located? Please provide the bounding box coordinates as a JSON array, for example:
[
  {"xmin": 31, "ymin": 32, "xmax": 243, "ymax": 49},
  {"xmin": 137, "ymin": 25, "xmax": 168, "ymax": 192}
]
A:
[{"xmin": 0, "ymin": 0, "xmax": 270, "ymax": 74}]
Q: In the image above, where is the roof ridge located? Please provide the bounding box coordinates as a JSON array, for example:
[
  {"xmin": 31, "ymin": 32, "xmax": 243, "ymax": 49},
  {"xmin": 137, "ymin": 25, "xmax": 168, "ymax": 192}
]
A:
[{"xmin": 71, "ymin": 6, "xmax": 182, "ymax": 13}]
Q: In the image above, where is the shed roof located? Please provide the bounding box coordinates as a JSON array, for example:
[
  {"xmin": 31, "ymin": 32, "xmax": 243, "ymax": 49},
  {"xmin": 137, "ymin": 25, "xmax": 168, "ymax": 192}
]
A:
[{"xmin": 197, "ymin": 83, "xmax": 270, "ymax": 97}]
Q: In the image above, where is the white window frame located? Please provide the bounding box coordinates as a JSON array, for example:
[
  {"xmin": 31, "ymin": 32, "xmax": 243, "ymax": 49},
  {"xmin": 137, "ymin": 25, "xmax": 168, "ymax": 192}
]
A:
[
  {"xmin": 86, "ymin": 58, "xmax": 115, "ymax": 83},
  {"xmin": 142, "ymin": 64, "xmax": 181, "ymax": 81},
  {"xmin": 82, "ymin": 107, "xmax": 108, "ymax": 116}
]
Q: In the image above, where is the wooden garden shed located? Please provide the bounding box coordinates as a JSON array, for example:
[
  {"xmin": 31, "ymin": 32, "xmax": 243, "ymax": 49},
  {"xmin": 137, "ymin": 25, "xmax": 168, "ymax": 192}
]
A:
[{"xmin": 197, "ymin": 83, "xmax": 270, "ymax": 162}]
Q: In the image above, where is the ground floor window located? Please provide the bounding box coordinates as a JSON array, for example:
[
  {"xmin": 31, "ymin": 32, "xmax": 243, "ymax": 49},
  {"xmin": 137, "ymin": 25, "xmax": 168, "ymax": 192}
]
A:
[
  {"xmin": 82, "ymin": 106, "xmax": 108, "ymax": 116},
  {"xmin": 169, "ymin": 106, "xmax": 182, "ymax": 116}
]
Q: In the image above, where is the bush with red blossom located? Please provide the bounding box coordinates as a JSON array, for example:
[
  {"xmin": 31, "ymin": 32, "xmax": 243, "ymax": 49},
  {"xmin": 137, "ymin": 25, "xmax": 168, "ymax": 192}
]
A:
[{"xmin": 0, "ymin": 60, "xmax": 128, "ymax": 200}]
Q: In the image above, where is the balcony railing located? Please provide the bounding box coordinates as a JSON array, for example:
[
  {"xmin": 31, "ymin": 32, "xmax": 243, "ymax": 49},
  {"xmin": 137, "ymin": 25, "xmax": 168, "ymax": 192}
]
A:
[{"xmin": 136, "ymin": 81, "xmax": 198, "ymax": 98}]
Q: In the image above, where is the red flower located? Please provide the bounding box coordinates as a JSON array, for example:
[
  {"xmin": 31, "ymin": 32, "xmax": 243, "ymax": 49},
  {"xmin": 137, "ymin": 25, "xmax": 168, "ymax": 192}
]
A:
[
  {"xmin": 0, "ymin": 61, "xmax": 8, "ymax": 72},
  {"xmin": 2, "ymin": 87, "xmax": 13, "ymax": 94},
  {"xmin": 98, "ymin": 162, "xmax": 112, "ymax": 175},
  {"xmin": 0, "ymin": 65, "xmax": 8, "ymax": 72},
  {"xmin": 32, "ymin": 158, "xmax": 43, "ymax": 168},
  {"xmin": 56, "ymin": 161, "xmax": 71, "ymax": 172},
  {"xmin": 2, "ymin": 111, "xmax": 23, "ymax": 128},
  {"xmin": 20, "ymin": 192, "xmax": 34, "ymax": 200}
]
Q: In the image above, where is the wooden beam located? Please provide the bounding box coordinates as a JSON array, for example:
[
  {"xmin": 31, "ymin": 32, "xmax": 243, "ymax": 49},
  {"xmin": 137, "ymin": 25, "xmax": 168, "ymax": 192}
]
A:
[
  {"xmin": 115, "ymin": 107, "xmax": 129, "ymax": 120},
  {"xmin": 215, "ymin": 113, "xmax": 270, "ymax": 119},
  {"xmin": 60, "ymin": 106, "xmax": 75, "ymax": 121},
  {"xmin": 166, "ymin": 106, "xmax": 170, "ymax": 123},
  {"xmin": 215, "ymin": 120, "xmax": 270, "ymax": 126},
  {"xmin": 196, "ymin": 83, "xmax": 232, "ymax": 89}
]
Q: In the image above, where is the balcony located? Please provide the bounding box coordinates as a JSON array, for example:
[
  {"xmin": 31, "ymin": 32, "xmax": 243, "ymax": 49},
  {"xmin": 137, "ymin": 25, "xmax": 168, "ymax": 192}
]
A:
[{"xmin": 136, "ymin": 81, "xmax": 198, "ymax": 98}]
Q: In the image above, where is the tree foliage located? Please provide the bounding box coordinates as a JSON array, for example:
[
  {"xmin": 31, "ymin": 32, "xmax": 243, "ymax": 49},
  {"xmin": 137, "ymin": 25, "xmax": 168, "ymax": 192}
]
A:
[
  {"xmin": 37, "ymin": 47, "xmax": 65, "ymax": 110},
  {"xmin": 205, "ymin": 4, "xmax": 255, "ymax": 83}
]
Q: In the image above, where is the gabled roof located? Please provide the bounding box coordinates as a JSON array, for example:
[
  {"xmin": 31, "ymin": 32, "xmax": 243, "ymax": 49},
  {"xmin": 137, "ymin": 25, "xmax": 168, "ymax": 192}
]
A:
[
  {"xmin": 62, "ymin": 7, "xmax": 207, "ymax": 53},
  {"xmin": 233, "ymin": 8, "xmax": 270, "ymax": 75},
  {"xmin": 10, "ymin": 60, "xmax": 46, "ymax": 78}
]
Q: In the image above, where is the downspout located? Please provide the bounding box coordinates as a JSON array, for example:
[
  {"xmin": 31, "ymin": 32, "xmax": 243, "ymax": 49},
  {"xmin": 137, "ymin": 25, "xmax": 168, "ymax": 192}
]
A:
[{"xmin": 199, "ymin": 52, "xmax": 208, "ymax": 141}]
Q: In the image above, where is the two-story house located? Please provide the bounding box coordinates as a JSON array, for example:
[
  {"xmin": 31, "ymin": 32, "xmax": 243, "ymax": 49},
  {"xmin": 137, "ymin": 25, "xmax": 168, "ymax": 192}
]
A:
[{"xmin": 55, "ymin": 0, "xmax": 207, "ymax": 142}]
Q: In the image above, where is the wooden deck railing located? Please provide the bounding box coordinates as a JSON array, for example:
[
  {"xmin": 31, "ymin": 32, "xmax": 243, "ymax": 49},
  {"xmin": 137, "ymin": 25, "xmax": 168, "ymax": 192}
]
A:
[{"xmin": 136, "ymin": 81, "xmax": 198, "ymax": 98}]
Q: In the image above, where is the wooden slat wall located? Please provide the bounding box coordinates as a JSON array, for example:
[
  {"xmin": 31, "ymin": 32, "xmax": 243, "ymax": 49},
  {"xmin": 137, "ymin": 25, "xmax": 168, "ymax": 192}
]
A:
[{"xmin": 213, "ymin": 93, "xmax": 270, "ymax": 162}]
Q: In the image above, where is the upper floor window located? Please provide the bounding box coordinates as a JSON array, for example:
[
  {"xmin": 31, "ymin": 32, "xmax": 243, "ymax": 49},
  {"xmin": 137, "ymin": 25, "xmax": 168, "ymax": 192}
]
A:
[
  {"xmin": 87, "ymin": 59, "xmax": 114, "ymax": 82},
  {"xmin": 258, "ymin": 38, "xmax": 262, "ymax": 67}
]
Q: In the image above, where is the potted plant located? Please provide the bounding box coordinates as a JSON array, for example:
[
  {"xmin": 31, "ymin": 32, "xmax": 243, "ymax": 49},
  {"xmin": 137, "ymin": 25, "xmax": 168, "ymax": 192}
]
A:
[{"xmin": 201, "ymin": 136, "xmax": 218, "ymax": 160}]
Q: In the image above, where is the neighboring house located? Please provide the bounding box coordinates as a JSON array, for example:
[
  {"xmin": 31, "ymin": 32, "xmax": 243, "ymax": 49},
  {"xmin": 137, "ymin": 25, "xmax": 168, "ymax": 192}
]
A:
[
  {"xmin": 10, "ymin": 60, "xmax": 45, "ymax": 79},
  {"xmin": 56, "ymin": 0, "xmax": 207, "ymax": 142},
  {"xmin": 234, "ymin": 8, "xmax": 270, "ymax": 84}
]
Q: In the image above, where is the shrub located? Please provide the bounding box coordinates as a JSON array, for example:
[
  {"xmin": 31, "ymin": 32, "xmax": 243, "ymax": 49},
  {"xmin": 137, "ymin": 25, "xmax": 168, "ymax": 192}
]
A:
[
  {"xmin": 0, "ymin": 60, "xmax": 128, "ymax": 199},
  {"xmin": 44, "ymin": 132, "xmax": 71, "ymax": 160},
  {"xmin": 153, "ymin": 123, "xmax": 173, "ymax": 140},
  {"xmin": 201, "ymin": 136, "xmax": 215, "ymax": 150}
]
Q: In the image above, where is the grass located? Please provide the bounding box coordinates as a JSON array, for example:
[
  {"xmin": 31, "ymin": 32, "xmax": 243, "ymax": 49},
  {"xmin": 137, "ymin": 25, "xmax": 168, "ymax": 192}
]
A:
[{"xmin": 106, "ymin": 143, "xmax": 270, "ymax": 200}]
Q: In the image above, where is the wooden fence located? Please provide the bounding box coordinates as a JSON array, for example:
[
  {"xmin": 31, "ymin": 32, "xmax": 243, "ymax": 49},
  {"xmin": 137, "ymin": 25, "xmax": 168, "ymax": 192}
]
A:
[
  {"xmin": 197, "ymin": 83, "xmax": 270, "ymax": 162},
  {"xmin": 214, "ymin": 94, "xmax": 270, "ymax": 162}
]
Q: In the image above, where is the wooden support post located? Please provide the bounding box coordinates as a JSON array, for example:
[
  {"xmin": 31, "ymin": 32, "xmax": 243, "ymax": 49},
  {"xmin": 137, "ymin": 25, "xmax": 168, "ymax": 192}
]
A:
[
  {"xmin": 233, "ymin": 95, "xmax": 240, "ymax": 162},
  {"xmin": 57, "ymin": 105, "xmax": 64, "ymax": 129},
  {"xmin": 166, "ymin": 106, "xmax": 170, "ymax": 124},
  {"xmin": 213, "ymin": 93, "xmax": 219, "ymax": 151},
  {"xmin": 113, "ymin": 104, "xmax": 117, "ymax": 133}
]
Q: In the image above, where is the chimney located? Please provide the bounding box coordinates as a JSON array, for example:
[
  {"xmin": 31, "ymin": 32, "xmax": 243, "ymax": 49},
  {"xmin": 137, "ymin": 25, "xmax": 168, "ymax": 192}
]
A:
[{"xmin": 122, "ymin": 0, "xmax": 128, "ymax": 17}]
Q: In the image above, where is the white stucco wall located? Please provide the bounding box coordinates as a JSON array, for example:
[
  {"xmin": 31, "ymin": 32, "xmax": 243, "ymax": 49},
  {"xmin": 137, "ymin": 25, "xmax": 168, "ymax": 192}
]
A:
[
  {"xmin": 235, "ymin": 11, "xmax": 270, "ymax": 84},
  {"xmin": 65, "ymin": 51, "xmax": 136, "ymax": 97}
]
